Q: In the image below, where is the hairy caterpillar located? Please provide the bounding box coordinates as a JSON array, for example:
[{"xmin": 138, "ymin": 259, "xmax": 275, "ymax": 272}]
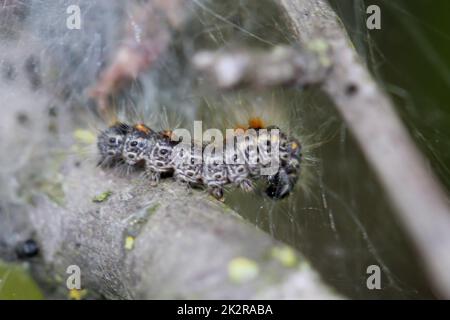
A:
[{"xmin": 97, "ymin": 118, "xmax": 302, "ymax": 200}]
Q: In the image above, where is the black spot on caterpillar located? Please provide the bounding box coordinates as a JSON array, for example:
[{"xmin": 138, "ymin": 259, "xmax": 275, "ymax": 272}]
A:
[{"xmin": 97, "ymin": 120, "xmax": 302, "ymax": 200}]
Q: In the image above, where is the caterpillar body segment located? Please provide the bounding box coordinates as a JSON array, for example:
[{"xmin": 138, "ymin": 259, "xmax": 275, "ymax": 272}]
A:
[
  {"xmin": 122, "ymin": 124, "xmax": 158, "ymax": 166},
  {"xmin": 172, "ymin": 143, "xmax": 204, "ymax": 187},
  {"xmin": 223, "ymin": 147, "xmax": 254, "ymax": 194},
  {"xmin": 143, "ymin": 133, "xmax": 178, "ymax": 185},
  {"xmin": 97, "ymin": 122, "xmax": 132, "ymax": 167},
  {"xmin": 202, "ymin": 147, "xmax": 230, "ymax": 200}
]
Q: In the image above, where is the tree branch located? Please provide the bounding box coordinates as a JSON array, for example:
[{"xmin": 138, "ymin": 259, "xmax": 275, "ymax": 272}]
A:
[{"xmin": 2, "ymin": 159, "xmax": 340, "ymax": 299}]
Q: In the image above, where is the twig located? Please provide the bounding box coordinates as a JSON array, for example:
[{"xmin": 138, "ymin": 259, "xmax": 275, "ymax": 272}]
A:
[
  {"xmin": 193, "ymin": 45, "xmax": 329, "ymax": 89},
  {"xmin": 90, "ymin": 0, "xmax": 186, "ymax": 119}
]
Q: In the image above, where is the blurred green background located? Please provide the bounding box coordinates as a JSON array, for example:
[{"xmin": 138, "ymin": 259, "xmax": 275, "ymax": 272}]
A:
[
  {"xmin": 332, "ymin": 0, "xmax": 450, "ymax": 190},
  {"xmin": 0, "ymin": 262, "xmax": 43, "ymax": 299}
]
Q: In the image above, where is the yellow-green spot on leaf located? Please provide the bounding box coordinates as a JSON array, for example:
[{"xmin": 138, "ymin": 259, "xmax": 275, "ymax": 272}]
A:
[
  {"xmin": 228, "ymin": 257, "xmax": 259, "ymax": 284},
  {"xmin": 92, "ymin": 191, "xmax": 112, "ymax": 203},
  {"xmin": 39, "ymin": 180, "xmax": 65, "ymax": 206},
  {"xmin": 28, "ymin": 155, "xmax": 67, "ymax": 206},
  {"xmin": 307, "ymin": 39, "xmax": 329, "ymax": 52},
  {"xmin": 124, "ymin": 236, "xmax": 135, "ymax": 250},
  {"xmin": 307, "ymin": 39, "xmax": 331, "ymax": 67},
  {"xmin": 54, "ymin": 274, "xmax": 63, "ymax": 284},
  {"xmin": 146, "ymin": 203, "xmax": 160, "ymax": 215},
  {"xmin": 271, "ymin": 246, "xmax": 298, "ymax": 268},
  {"xmin": 73, "ymin": 129, "xmax": 96, "ymax": 145},
  {"xmin": 68, "ymin": 288, "xmax": 88, "ymax": 300}
]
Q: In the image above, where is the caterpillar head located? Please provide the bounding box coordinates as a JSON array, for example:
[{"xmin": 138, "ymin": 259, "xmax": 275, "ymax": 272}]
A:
[
  {"xmin": 97, "ymin": 123, "xmax": 131, "ymax": 165},
  {"xmin": 265, "ymin": 134, "xmax": 302, "ymax": 199},
  {"xmin": 123, "ymin": 124, "xmax": 155, "ymax": 165}
]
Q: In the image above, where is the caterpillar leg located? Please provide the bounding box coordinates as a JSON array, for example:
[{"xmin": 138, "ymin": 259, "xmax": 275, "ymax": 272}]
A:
[
  {"xmin": 239, "ymin": 178, "xmax": 254, "ymax": 193},
  {"xmin": 174, "ymin": 170, "xmax": 204, "ymax": 193},
  {"xmin": 145, "ymin": 167, "xmax": 161, "ymax": 186},
  {"xmin": 226, "ymin": 162, "xmax": 254, "ymax": 193},
  {"xmin": 208, "ymin": 186, "xmax": 225, "ymax": 201}
]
